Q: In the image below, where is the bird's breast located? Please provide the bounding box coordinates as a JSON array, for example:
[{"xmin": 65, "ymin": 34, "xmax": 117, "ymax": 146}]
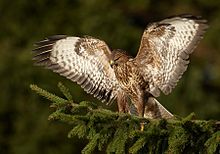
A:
[{"xmin": 114, "ymin": 62, "xmax": 145, "ymax": 92}]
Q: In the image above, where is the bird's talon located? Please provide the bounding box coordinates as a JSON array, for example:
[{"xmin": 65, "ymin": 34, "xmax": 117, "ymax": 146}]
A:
[{"xmin": 140, "ymin": 123, "xmax": 144, "ymax": 131}]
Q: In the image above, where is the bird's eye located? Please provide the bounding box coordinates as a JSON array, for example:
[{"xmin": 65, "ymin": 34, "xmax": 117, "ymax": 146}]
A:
[{"xmin": 114, "ymin": 57, "xmax": 120, "ymax": 61}]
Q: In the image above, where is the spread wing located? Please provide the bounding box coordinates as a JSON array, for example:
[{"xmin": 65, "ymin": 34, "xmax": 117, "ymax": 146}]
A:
[
  {"xmin": 32, "ymin": 35, "xmax": 119, "ymax": 103},
  {"xmin": 135, "ymin": 15, "xmax": 208, "ymax": 97}
]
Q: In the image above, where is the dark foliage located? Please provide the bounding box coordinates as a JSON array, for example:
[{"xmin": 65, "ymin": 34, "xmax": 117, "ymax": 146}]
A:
[{"xmin": 30, "ymin": 83, "xmax": 220, "ymax": 154}]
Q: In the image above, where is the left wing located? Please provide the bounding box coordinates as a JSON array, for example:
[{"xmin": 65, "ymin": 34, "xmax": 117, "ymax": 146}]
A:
[
  {"xmin": 135, "ymin": 15, "xmax": 208, "ymax": 97},
  {"xmin": 32, "ymin": 35, "xmax": 120, "ymax": 103}
]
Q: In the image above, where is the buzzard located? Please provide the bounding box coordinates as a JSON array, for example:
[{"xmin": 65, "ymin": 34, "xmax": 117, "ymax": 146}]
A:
[{"xmin": 32, "ymin": 15, "xmax": 208, "ymax": 119}]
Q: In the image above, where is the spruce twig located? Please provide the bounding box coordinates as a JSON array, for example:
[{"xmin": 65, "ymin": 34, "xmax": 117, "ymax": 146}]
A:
[
  {"xmin": 30, "ymin": 84, "xmax": 66, "ymax": 104},
  {"xmin": 57, "ymin": 82, "xmax": 73, "ymax": 101}
]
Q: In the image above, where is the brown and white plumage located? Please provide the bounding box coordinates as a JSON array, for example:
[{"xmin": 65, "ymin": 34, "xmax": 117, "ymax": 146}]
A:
[
  {"xmin": 32, "ymin": 15, "xmax": 208, "ymax": 119},
  {"xmin": 33, "ymin": 35, "xmax": 120, "ymax": 103},
  {"xmin": 135, "ymin": 15, "xmax": 208, "ymax": 97}
]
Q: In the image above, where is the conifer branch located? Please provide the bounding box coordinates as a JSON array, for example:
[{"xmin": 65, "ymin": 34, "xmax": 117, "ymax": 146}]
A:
[
  {"xmin": 30, "ymin": 83, "xmax": 220, "ymax": 154},
  {"xmin": 30, "ymin": 84, "xmax": 66, "ymax": 104},
  {"xmin": 57, "ymin": 82, "xmax": 73, "ymax": 101}
]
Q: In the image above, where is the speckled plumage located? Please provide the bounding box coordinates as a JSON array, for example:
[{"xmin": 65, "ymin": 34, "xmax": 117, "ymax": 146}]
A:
[
  {"xmin": 33, "ymin": 35, "xmax": 119, "ymax": 103},
  {"xmin": 32, "ymin": 15, "xmax": 208, "ymax": 119}
]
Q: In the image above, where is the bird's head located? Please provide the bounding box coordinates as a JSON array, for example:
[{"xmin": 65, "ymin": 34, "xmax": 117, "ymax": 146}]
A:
[{"xmin": 110, "ymin": 49, "xmax": 130, "ymax": 68}]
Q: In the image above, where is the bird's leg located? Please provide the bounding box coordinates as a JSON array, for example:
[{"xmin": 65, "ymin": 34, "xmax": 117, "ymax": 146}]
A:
[
  {"xmin": 135, "ymin": 98, "xmax": 146, "ymax": 131},
  {"xmin": 136, "ymin": 91, "xmax": 149, "ymax": 117},
  {"xmin": 117, "ymin": 91, "xmax": 130, "ymax": 113},
  {"xmin": 140, "ymin": 97, "xmax": 148, "ymax": 131},
  {"xmin": 132, "ymin": 88, "xmax": 148, "ymax": 131},
  {"xmin": 136, "ymin": 100, "xmax": 145, "ymax": 117}
]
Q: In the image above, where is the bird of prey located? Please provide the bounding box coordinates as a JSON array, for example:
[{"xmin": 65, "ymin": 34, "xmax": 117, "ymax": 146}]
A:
[{"xmin": 32, "ymin": 15, "xmax": 208, "ymax": 119}]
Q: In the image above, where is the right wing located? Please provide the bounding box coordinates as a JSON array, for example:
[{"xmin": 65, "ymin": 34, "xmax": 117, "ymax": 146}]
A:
[
  {"xmin": 32, "ymin": 35, "xmax": 120, "ymax": 103},
  {"xmin": 135, "ymin": 15, "xmax": 208, "ymax": 97}
]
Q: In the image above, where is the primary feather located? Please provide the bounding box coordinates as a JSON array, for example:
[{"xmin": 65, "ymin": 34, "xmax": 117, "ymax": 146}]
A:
[{"xmin": 33, "ymin": 35, "xmax": 119, "ymax": 103}]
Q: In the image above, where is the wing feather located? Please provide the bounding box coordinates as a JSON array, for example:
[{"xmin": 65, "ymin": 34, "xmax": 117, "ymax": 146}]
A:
[
  {"xmin": 32, "ymin": 35, "xmax": 119, "ymax": 103},
  {"xmin": 135, "ymin": 15, "xmax": 208, "ymax": 96}
]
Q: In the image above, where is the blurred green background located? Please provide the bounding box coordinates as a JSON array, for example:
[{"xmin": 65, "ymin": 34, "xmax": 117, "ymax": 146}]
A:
[{"xmin": 0, "ymin": 0, "xmax": 219, "ymax": 153}]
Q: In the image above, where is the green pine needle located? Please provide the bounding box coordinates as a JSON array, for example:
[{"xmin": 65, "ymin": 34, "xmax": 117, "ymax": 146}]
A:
[
  {"xmin": 68, "ymin": 124, "xmax": 87, "ymax": 138},
  {"xmin": 129, "ymin": 137, "xmax": 146, "ymax": 154},
  {"xmin": 205, "ymin": 131, "xmax": 220, "ymax": 153},
  {"xmin": 57, "ymin": 82, "xmax": 73, "ymax": 101},
  {"xmin": 82, "ymin": 134, "xmax": 100, "ymax": 154},
  {"xmin": 30, "ymin": 84, "xmax": 66, "ymax": 104}
]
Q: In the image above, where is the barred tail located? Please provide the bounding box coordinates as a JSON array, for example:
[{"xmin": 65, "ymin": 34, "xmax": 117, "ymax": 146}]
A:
[
  {"xmin": 144, "ymin": 97, "xmax": 173, "ymax": 119},
  {"xmin": 128, "ymin": 97, "xmax": 173, "ymax": 119}
]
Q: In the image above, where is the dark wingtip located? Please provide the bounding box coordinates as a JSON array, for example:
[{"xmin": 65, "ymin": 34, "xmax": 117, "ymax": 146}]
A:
[
  {"xmin": 179, "ymin": 14, "xmax": 202, "ymax": 19},
  {"xmin": 47, "ymin": 35, "xmax": 67, "ymax": 40},
  {"xmin": 34, "ymin": 35, "xmax": 67, "ymax": 46},
  {"xmin": 166, "ymin": 14, "xmax": 207, "ymax": 23},
  {"xmin": 181, "ymin": 14, "xmax": 208, "ymax": 25},
  {"xmin": 165, "ymin": 14, "xmax": 209, "ymax": 31},
  {"xmin": 32, "ymin": 35, "xmax": 67, "ymax": 66}
]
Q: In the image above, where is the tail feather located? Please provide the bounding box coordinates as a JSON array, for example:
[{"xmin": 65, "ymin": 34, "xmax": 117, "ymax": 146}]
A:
[
  {"xmin": 144, "ymin": 97, "xmax": 173, "ymax": 119},
  {"xmin": 129, "ymin": 97, "xmax": 173, "ymax": 119}
]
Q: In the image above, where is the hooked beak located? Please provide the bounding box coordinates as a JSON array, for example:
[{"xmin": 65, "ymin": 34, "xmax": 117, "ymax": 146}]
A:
[{"xmin": 110, "ymin": 60, "xmax": 115, "ymax": 67}]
